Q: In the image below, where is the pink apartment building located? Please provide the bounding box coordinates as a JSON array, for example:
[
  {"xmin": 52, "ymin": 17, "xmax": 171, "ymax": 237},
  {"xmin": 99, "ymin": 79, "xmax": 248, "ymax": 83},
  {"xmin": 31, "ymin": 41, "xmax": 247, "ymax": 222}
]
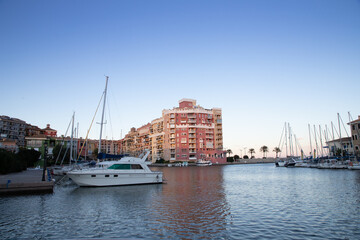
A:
[{"xmin": 162, "ymin": 99, "xmax": 226, "ymax": 164}]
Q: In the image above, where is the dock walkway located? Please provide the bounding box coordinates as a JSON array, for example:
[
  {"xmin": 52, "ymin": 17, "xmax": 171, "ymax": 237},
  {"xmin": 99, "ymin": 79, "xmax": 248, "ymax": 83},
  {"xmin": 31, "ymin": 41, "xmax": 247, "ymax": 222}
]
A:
[{"xmin": 0, "ymin": 170, "xmax": 54, "ymax": 195}]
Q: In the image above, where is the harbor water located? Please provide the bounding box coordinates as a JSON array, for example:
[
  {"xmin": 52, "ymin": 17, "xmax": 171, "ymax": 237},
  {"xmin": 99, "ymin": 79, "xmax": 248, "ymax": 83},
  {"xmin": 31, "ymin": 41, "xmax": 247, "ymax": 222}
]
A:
[{"xmin": 1, "ymin": 164, "xmax": 360, "ymax": 239}]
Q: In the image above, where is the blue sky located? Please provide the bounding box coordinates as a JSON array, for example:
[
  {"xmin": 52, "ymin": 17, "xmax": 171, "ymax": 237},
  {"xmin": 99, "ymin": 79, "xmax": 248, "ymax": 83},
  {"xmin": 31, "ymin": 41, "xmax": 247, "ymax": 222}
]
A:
[{"xmin": 1, "ymin": 0, "xmax": 359, "ymax": 157}]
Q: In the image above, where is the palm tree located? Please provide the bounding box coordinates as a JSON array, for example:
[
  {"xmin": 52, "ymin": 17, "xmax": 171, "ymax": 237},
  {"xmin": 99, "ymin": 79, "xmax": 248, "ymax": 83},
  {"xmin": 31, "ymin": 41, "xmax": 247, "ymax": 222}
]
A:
[
  {"xmin": 226, "ymin": 149, "xmax": 233, "ymax": 157},
  {"xmin": 248, "ymin": 148, "xmax": 255, "ymax": 158},
  {"xmin": 273, "ymin": 147, "xmax": 281, "ymax": 158},
  {"xmin": 260, "ymin": 145, "xmax": 269, "ymax": 158}
]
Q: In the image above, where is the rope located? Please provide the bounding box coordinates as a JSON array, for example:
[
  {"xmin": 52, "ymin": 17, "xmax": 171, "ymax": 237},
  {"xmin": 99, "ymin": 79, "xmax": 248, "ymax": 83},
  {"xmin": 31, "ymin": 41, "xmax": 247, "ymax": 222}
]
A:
[
  {"xmin": 76, "ymin": 92, "xmax": 105, "ymax": 162},
  {"xmin": 55, "ymin": 116, "xmax": 72, "ymax": 165}
]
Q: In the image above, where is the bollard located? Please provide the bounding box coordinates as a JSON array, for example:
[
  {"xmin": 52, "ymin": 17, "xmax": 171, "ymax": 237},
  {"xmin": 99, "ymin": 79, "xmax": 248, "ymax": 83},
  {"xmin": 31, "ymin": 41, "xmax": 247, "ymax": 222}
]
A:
[
  {"xmin": 6, "ymin": 180, "xmax": 11, "ymax": 188},
  {"xmin": 47, "ymin": 169, "xmax": 52, "ymax": 182}
]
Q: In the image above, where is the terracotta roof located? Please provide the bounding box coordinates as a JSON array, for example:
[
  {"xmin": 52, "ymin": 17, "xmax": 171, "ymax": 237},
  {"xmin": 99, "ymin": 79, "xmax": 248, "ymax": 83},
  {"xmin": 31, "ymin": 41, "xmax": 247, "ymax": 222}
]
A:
[{"xmin": 349, "ymin": 116, "xmax": 360, "ymax": 124}]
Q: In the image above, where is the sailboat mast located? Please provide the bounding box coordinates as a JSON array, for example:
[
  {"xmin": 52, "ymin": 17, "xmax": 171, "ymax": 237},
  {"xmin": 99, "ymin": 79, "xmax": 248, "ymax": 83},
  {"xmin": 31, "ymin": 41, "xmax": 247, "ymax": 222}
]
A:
[
  {"xmin": 70, "ymin": 112, "xmax": 75, "ymax": 166},
  {"xmin": 288, "ymin": 123, "xmax": 292, "ymax": 156},
  {"xmin": 338, "ymin": 113, "xmax": 343, "ymax": 157},
  {"xmin": 285, "ymin": 122, "xmax": 288, "ymax": 157},
  {"xmin": 319, "ymin": 125, "xmax": 324, "ymax": 157},
  {"xmin": 308, "ymin": 124, "xmax": 312, "ymax": 158},
  {"xmin": 314, "ymin": 125, "xmax": 318, "ymax": 158},
  {"xmin": 99, "ymin": 76, "xmax": 109, "ymax": 156}
]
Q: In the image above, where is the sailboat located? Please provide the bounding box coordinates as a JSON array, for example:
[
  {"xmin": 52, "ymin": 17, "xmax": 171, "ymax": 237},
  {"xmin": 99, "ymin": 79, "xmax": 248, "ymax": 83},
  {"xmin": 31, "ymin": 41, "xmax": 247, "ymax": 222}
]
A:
[
  {"xmin": 67, "ymin": 76, "xmax": 163, "ymax": 187},
  {"xmin": 275, "ymin": 122, "xmax": 298, "ymax": 167}
]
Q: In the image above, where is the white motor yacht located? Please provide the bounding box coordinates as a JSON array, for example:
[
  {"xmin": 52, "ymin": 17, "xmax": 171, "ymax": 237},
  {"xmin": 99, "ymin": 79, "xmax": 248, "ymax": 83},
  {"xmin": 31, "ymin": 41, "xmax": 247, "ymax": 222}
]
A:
[{"xmin": 67, "ymin": 151, "xmax": 163, "ymax": 187}]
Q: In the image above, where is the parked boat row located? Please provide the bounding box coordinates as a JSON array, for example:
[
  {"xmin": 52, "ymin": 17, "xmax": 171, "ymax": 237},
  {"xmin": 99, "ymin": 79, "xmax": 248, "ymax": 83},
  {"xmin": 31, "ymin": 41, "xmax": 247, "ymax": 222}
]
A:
[{"xmin": 275, "ymin": 157, "xmax": 360, "ymax": 170}]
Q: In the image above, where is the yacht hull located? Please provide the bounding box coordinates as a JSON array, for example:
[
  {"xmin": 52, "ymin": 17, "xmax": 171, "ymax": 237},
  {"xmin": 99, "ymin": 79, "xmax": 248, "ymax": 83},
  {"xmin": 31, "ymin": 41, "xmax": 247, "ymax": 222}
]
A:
[{"xmin": 67, "ymin": 171, "xmax": 163, "ymax": 187}]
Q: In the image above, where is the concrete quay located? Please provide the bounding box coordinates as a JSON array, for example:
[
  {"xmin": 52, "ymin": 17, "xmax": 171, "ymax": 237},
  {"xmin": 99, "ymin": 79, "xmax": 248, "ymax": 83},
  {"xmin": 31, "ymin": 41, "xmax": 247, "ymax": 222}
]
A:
[
  {"xmin": 150, "ymin": 158, "xmax": 276, "ymax": 167},
  {"xmin": 0, "ymin": 170, "xmax": 54, "ymax": 196}
]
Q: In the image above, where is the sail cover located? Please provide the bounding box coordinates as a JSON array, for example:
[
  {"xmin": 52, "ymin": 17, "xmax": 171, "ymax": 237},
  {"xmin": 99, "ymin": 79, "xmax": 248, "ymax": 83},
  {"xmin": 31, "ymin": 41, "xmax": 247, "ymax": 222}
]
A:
[{"xmin": 97, "ymin": 153, "xmax": 129, "ymax": 160}]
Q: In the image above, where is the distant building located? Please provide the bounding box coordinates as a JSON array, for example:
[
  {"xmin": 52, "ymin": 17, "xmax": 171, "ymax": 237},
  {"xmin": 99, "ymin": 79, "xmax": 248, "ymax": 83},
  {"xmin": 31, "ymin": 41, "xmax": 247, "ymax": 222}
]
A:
[
  {"xmin": 150, "ymin": 117, "xmax": 164, "ymax": 162},
  {"xmin": 119, "ymin": 99, "xmax": 226, "ymax": 163},
  {"xmin": 0, "ymin": 115, "xmax": 26, "ymax": 147},
  {"xmin": 162, "ymin": 99, "xmax": 225, "ymax": 163},
  {"xmin": 326, "ymin": 137, "xmax": 354, "ymax": 156},
  {"xmin": 26, "ymin": 124, "xmax": 42, "ymax": 137},
  {"xmin": 348, "ymin": 115, "xmax": 360, "ymax": 157},
  {"xmin": 0, "ymin": 138, "xmax": 18, "ymax": 152},
  {"xmin": 42, "ymin": 124, "xmax": 57, "ymax": 137}
]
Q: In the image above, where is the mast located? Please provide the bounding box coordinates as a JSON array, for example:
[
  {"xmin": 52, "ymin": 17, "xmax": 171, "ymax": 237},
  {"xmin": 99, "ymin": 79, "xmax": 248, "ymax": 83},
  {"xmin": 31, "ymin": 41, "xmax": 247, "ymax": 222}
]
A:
[
  {"xmin": 338, "ymin": 113, "xmax": 343, "ymax": 157},
  {"xmin": 314, "ymin": 125, "xmax": 318, "ymax": 159},
  {"xmin": 99, "ymin": 76, "xmax": 109, "ymax": 157},
  {"xmin": 76, "ymin": 122, "xmax": 79, "ymax": 163},
  {"xmin": 294, "ymin": 134, "xmax": 298, "ymax": 157},
  {"xmin": 288, "ymin": 123, "xmax": 292, "ymax": 156},
  {"xmin": 319, "ymin": 125, "xmax": 324, "ymax": 157},
  {"xmin": 308, "ymin": 124, "xmax": 312, "ymax": 158},
  {"xmin": 70, "ymin": 112, "xmax": 75, "ymax": 166},
  {"xmin": 285, "ymin": 122, "xmax": 288, "ymax": 157}
]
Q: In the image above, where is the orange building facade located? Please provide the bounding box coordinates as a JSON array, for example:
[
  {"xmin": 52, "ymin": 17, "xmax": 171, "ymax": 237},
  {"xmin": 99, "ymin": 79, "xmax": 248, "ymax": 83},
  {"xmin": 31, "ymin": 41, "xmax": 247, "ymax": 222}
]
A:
[{"xmin": 119, "ymin": 99, "xmax": 226, "ymax": 164}]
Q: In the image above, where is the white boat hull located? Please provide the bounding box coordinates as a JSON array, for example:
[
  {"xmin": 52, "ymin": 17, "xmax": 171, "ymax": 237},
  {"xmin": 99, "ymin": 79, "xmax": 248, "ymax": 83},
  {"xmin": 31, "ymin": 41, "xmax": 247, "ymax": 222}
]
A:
[
  {"xmin": 67, "ymin": 171, "xmax": 163, "ymax": 187},
  {"xmin": 348, "ymin": 164, "xmax": 360, "ymax": 170}
]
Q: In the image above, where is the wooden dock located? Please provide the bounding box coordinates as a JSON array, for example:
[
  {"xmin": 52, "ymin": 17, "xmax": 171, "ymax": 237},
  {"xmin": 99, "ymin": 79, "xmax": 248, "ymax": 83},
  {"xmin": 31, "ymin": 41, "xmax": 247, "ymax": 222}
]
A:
[{"xmin": 0, "ymin": 170, "xmax": 54, "ymax": 195}]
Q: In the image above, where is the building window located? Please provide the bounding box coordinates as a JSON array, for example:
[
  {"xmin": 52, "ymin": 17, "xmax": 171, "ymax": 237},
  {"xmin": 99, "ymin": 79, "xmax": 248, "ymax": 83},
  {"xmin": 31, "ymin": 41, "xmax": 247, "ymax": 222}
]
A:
[
  {"xmin": 114, "ymin": 175, "xmax": 118, "ymax": 177},
  {"xmin": 91, "ymin": 175, "xmax": 96, "ymax": 177},
  {"xmin": 105, "ymin": 175, "xmax": 110, "ymax": 177}
]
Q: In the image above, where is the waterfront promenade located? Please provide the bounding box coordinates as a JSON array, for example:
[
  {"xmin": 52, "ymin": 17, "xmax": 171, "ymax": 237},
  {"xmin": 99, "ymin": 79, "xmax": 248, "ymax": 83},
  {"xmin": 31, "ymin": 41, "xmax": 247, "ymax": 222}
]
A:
[{"xmin": 0, "ymin": 170, "xmax": 54, "ymax": 195}]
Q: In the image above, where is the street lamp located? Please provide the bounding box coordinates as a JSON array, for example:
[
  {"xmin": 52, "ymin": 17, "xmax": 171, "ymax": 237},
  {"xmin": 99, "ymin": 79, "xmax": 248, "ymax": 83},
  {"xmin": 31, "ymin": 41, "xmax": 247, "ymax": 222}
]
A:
[{"xmin": 42, "ymin": 141, "xmax": 48, "ymax": 181}]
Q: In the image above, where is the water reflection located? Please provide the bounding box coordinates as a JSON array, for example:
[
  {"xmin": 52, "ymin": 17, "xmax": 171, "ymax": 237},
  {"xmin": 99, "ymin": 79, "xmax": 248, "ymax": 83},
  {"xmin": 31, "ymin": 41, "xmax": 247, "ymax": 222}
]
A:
[
  {"xmin": 149, "ymin": 166, "xmax": 231, "ymax": 239},
  {"xmin": 1, "ymin": 165, "xmax": 360, "ymax": 239}
]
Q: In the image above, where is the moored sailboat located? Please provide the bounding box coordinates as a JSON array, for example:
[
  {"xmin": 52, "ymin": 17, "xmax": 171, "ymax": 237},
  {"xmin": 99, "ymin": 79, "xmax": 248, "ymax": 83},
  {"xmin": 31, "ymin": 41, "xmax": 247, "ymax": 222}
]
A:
[{"xmin": 67, "ymin": 76, "xmax": 163, "ymax": 187}]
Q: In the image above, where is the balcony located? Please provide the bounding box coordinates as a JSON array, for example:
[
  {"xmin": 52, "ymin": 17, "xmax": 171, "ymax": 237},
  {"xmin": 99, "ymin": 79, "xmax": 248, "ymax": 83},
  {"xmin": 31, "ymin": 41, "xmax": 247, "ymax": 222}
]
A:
[
  {"xmin": 188, "ymin": 119, "xmax": 196, "ymax": 123},
  {"xmin": 189, "ymin": 129, "xmax": 196, "ymax": 133},
  {"xmin": 189, "ymin": 144, "xmax": 196, "ymax": 148},
  {"xmin": 189, "ymin": 134, "xmax": 195, "ymax": 138},
  {"xmin": 217, "ymin": 119, "xmax": 222, "ymax": 123},
  {"xmin": 170, "ymin": 134, "xmax": 175, "ymax": 139},
  {"xmin": 188, "ymin": 114, "xmax": 196, "ymax": 118},
  {"xmin": 189, "ymin": 150, "xmax": 196, "ymax": 153},
  {"xmin": 170, "ymin": 114, "xmax": 175, "ymax": 118}
]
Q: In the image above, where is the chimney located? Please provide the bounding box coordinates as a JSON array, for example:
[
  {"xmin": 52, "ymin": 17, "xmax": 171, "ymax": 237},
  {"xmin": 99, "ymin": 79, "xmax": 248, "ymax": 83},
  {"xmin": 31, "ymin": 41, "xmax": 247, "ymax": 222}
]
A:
[{"xmin": 47, "ymin": 124, "xmax": 50, "ymax": 128}]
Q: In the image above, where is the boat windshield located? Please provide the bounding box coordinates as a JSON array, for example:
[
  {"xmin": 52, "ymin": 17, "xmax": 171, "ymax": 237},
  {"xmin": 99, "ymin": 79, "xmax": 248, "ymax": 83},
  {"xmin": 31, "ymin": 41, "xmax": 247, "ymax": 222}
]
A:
[{"xmin": 108, "ymin": 164, "xmax": 143, "ymax": 170}]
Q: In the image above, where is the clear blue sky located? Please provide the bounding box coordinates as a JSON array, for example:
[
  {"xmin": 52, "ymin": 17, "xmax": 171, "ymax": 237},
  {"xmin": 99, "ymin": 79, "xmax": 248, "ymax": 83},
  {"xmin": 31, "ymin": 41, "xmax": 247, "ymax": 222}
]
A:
[{"xmin": 1, "ymin": 0, "xmax": 359, "ymax": 157}]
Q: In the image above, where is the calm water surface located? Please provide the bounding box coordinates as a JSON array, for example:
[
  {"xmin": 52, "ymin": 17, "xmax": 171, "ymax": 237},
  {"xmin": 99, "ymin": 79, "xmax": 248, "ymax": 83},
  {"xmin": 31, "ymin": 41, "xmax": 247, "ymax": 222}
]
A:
[{"xmin": 1, "ymin": 164, "xmax": 360, "ymax": 239}]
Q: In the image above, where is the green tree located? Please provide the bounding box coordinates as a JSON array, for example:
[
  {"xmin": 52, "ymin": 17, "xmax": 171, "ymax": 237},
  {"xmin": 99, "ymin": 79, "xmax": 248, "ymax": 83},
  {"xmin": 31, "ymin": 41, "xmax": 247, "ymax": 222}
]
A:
[
  {"xmin": 17, "ymin": 148, "xmax": 41, "ymax": 168},
  {"xmin": 234, "ymin": 155, "xmax": 240, "ymax": 161},
  {"xmin": 273, "ymin": 147, "xmax": 281, "ymax": 158},
  {"xmin": 93, "ymin": 148, "xmax": 98, "ymax": 159},
  {"xmin": 260, "ymin": 146, "xmax": 269, "ymax": 158},
  {"xmin": 248, "ymin": 148, "xmax": 255, "ymax": 158}
]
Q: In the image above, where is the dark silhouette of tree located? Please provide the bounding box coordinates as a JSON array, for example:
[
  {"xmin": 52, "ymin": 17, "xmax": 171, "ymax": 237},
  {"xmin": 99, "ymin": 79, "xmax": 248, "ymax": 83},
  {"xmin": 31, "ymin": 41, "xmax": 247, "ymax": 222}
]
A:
[
  {"xmin": 248, "ymin": 148, "xmax": 255, "ymax": 158},
  {"xmin": 260, "ymin": 146, "xmax": 269, "ymax": 158}
]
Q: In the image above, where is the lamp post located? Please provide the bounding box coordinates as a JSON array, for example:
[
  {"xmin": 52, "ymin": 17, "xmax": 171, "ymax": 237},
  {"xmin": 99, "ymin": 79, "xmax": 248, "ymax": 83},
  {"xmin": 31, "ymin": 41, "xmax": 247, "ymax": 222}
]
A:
[{"xmin": 42, "ymin": 141, "xmax": 48, "ymax": 181}]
